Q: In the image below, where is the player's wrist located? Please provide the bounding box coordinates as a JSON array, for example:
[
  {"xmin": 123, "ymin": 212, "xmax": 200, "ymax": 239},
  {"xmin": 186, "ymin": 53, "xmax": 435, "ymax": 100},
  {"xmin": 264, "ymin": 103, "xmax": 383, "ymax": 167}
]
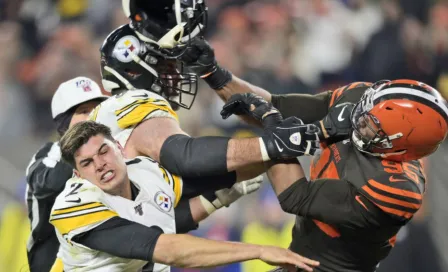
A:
[
  {"xmin": 203, "ymin": 65, "xmax": 233, "ymax": 90},
  {"xmin": 199, "ymin": 191, "xmax": 224, "ymax": 215},
  {"xmin": 259, "ymin": 137, "xmax": 271, "ymax": 162}
]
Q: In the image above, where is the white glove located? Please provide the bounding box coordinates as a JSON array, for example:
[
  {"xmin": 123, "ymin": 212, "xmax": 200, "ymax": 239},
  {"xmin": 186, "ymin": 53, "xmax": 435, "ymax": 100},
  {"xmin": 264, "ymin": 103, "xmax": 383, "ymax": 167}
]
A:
[{"xmin": 200, "ymin": 175, "xmax": 264, "ymax": 214}]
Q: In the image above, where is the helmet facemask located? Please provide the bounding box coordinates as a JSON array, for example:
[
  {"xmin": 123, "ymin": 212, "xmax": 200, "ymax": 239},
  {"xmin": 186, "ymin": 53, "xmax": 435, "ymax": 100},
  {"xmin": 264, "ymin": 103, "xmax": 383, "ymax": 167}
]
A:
[
  {"xmin": 153, "ymin": 59, "xmax": 198, "ymax": 110},
  {"xmin": 351, "ymin": 81, "xmax": 404, "ymax": 157},
  {"xmin": 100, "ymin": 26, "xmax": 198, "ymax": 110}
]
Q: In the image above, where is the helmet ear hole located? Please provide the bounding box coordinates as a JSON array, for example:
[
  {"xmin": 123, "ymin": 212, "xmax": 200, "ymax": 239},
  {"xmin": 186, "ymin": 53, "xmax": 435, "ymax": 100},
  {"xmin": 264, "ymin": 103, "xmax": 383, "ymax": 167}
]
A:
[{"xmin": 386, "ymin": 107, "xmax": 393, "ymax": 110}]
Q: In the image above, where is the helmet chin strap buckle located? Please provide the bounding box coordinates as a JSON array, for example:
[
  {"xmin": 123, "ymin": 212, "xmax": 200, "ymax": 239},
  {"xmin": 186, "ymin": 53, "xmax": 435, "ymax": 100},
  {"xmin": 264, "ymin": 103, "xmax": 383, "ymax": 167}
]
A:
[
  {"xmin": 157, "ymin": 24, "xmax": 185, "ymax": 48},
  {"xmin": 151, "ymin": 84, "xmax": 162, "ymax": 93},
  {"xmin": 387, "ymin": 133, "xmax": 403, "ymax": 141}
]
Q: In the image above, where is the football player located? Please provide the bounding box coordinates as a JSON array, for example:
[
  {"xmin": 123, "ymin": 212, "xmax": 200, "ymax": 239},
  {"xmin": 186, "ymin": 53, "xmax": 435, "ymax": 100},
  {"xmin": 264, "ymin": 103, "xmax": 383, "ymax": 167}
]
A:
[
  {"xmin": 220, "ymin": 80, "xmax": 448, "ymax": 272},
  {"xmin": 51, "ymin": 121, "xmax": 320, "ymax": 272},
  {"xmin": 92, "ymin": 23, "xmax": 319, "ymax": 212},
  {"xmin": 25, "ymin": 77, "xmax": 108, "ymax": 272},
  {"xmin": 26, "ymin": 77, "xmax": 263, "ymax": 272}
]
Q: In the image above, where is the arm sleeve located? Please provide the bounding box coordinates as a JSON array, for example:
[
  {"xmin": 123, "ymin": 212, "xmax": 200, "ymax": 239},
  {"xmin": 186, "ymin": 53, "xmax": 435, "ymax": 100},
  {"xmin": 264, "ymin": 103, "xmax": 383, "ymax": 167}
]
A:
[
  {"xmin": 26, "ymin": 142, "xmax": 73, "ymax": 199},
  {"xmin": 181, "ymin": 171, "xmax": 237, "ymax": 199},
  {"xmin": 270, "ymin": 91, "xmax": 332, "ymax": 123},
  {"xmin": 277, "ymin": 178, "xmax": 390, "ymax": 228},
  {"xmin": 174, "ymin": 198, "xmax": 198, "ymax": 233},
  {"xmin": 72, "ymin": 217, "xmax": 163, "ymax": 261},
  {"xmin": 160, "ymin": 134, "xmax": 230, "ymax": 177}
]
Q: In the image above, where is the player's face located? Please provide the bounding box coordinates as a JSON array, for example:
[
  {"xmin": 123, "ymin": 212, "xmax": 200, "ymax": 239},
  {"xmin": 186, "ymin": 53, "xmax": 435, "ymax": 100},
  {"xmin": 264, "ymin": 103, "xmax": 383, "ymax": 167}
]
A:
[
  {"xmin": 69, "ymin": 101, "xmax": 102, "ymax": 129},
  {"xmin": 73, "ymin": 134, "xmax": 129, "ymax": 196},
  {"xmin": 354, "ymin": 115, "xmax": 380, "ymax": 144}
]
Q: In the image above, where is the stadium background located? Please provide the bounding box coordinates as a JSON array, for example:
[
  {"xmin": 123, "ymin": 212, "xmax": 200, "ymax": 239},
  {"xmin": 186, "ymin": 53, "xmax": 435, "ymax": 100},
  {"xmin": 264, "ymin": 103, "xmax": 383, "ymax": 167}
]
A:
[{"xmin": 0, "ymin": 0, "xmax": 447, "ymax": 271}]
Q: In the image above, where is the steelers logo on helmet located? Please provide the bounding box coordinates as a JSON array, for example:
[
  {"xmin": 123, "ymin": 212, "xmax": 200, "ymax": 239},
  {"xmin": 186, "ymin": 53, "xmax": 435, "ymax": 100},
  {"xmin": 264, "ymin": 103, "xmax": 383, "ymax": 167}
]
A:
[
  {"xmin": 154, "ymin": 191, "xmax": 172, "ymax": 212},
  {"xmin": 113, "ymin": 35, "xmax": 141, "ymax": 63}
]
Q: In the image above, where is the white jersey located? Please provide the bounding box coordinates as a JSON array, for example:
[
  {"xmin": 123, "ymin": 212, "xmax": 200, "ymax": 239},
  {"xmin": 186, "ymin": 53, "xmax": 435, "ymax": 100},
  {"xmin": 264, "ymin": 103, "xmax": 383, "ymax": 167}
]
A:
[
  {"xmin": 50, "ymin": 156, "xmax": 183, "ymax": 272},
  {"xmin": 89, "ymin": 89, "xmax": 178, "ymax": 147}
]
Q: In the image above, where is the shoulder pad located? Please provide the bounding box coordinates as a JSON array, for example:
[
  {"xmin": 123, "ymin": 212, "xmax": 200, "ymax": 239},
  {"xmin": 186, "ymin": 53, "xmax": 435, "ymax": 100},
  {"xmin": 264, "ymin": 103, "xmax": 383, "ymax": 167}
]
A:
[
  {"xmin": 50, "ymin": 178, "xmax": 118, "ymax": 235},
  {"xmin": 360, "ymin": 161, "xmax": 425, "ymax": 221}
]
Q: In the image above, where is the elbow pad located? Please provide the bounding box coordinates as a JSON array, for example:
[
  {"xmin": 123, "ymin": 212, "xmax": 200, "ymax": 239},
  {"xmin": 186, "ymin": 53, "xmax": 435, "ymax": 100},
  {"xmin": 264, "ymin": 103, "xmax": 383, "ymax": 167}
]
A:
[{"xmin": 160, "ymin": 134, "xmax": 230, "ymax": 177}]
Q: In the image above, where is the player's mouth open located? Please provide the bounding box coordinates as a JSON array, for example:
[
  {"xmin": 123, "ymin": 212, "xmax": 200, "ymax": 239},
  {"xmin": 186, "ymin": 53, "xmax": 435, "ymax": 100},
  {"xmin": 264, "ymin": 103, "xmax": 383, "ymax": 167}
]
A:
[{"xmin": 101, "ymin": 170, "xmax": 115, "ymax": 183}]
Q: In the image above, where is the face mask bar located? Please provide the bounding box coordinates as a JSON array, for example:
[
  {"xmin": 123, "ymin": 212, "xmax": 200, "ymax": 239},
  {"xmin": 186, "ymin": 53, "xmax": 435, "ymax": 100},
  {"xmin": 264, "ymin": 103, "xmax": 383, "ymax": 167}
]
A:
[
  {"xmin": 351, "ymin": 80, "xmax": 404, "ymax": 155},
  {"xmin": 156, "ymin": 72, "xmax": 198, "ymax": 109}
]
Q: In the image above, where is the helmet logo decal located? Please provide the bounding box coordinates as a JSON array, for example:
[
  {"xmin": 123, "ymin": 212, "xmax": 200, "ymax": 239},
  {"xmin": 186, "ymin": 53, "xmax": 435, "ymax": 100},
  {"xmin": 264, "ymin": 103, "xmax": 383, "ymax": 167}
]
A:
[{"xmin": 113, "ymin": 35, "xmax": 141, "ymax": 63}]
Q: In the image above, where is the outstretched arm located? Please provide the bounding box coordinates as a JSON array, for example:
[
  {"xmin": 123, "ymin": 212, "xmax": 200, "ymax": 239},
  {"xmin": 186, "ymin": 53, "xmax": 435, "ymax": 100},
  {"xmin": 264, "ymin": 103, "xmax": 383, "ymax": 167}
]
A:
[
  {"xmin": 127, "ymin": 116, "xmax": 306, "ymax": 177},
  {"xmin": 73, "ymin": 216, "xmax": 319, "ymax": 271}
]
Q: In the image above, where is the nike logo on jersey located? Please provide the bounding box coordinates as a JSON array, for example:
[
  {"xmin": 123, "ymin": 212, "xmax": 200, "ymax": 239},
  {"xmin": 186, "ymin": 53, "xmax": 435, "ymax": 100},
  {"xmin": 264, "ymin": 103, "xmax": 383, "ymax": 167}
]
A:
[
  {"xmin": 389, "ymin": 176, "xmax": 408, "ymax": 182},
  {"xmin": 66, "ymin": 198, "xmax": 81, "ymax": 203},
  {"xmin": 274, "ymin": 140, "xmax": 284, "ymax": 152},
  {"xmin": 338, "ymin": 106, "xmax": 347, "ymax": 122}
]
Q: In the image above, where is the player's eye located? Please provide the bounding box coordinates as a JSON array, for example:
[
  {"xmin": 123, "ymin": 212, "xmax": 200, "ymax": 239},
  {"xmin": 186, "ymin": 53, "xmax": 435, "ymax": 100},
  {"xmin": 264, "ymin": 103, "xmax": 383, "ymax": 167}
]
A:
[
  {"xmin": 99, "ymin": 147, "xmax": 108, "ymax": 155},
  {"xmin": 81, "ymin": 161, "xmax": 91, "ymax": 167}
]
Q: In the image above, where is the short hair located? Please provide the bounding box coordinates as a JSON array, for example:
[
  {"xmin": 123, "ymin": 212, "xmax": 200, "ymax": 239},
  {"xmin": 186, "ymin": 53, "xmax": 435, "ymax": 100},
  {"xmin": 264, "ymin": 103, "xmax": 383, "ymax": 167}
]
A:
[{"xmin": 60, "ymin": 121, "xmax": 114, "ymax": 168}]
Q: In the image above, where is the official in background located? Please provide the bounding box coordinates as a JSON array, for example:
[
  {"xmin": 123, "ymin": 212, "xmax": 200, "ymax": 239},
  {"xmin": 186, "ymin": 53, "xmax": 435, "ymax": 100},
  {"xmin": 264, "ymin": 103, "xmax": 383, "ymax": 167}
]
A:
[{"xmin": 25, "ymin": 77, "xmax": 107, "ymax": 272}]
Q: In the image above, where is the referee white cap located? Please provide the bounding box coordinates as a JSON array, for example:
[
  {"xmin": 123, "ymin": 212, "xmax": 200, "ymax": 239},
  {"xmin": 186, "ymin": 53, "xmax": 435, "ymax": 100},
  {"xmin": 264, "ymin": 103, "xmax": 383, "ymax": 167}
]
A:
[{"xmin": 51, "ymin": 77, "xmax": 108, "ymax": 119}]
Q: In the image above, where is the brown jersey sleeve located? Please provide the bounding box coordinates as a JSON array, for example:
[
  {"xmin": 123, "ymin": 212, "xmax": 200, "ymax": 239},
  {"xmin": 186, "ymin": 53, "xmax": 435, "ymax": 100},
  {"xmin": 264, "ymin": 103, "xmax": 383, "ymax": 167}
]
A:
[
  {"xmin": 270, "ymin": 91, "xmax": 332, "ymax": 123},
  {"xmin": 277, "ymin": 177, "xmax": 394, "ymax": 230},
  {"xmin": 270, "ymin": 82, "xmax": 372, "ymax": 124},
  {"xmin": 328, "ymin": 82, "xmax": 372, "ymax": 108}
]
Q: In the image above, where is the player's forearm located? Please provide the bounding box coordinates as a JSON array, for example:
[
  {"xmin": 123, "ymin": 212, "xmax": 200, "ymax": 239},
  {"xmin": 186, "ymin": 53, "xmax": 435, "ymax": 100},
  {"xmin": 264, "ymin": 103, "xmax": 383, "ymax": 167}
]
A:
[
  {"xmin": 266, "ymin": 159, "xmax": 306, "ymax": 196},
  {"xmin": 217, "ymin": 76, "xmax": 272, "ymax": 126},
  {"xmin": 189, "ymin": 196, "xmax": 210, "ymax": 223},
  {"xmin": 226, "ymin": 138, "xmax": 264, "ymax": 172},
  {"xmin": 153, "ymin": 234, "xmax": 261, "ymax": 268},
  {"xmin": 216, "ymin": 75, "xmax": 272, "ymax": 103}
]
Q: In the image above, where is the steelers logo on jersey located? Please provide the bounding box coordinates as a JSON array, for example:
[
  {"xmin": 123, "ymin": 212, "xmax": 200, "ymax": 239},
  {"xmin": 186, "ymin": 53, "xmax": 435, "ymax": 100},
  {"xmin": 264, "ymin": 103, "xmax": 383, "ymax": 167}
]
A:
[
  {"xmin": 154, "ymin": 191, "xmax": 172, "ymax": 213},
  {"xmin": 113, "ymin": 35, "xmax": 141, "ymax": 63}
]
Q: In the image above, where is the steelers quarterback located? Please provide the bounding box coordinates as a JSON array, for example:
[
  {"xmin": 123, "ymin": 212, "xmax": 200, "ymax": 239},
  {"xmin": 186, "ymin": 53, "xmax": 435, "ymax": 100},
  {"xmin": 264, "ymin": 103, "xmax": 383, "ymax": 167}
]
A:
[{"xmin": 50, "ymin": 121, "xmax": 319, "ymax": 272}]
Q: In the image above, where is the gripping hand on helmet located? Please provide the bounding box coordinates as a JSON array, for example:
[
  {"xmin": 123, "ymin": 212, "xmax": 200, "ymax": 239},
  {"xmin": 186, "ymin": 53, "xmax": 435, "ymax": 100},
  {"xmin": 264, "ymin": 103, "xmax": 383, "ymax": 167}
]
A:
[{"xmin": 175, "ymin": 37, "xmax": 232, "ymax": 90}]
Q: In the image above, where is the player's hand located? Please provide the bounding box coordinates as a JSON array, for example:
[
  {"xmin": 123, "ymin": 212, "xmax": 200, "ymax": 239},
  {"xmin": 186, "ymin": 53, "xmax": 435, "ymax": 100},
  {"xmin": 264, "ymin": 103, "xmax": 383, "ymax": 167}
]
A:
[
  {"xmin": 214, "ymin": 175, "xmax": 263, "ymax": 207},
  {"xmin": 261, "ymin": 117, "xmax": 320, "ymax": 159},
  {"xmin": 258, "ymin": 245, "xmax": 319, "ymax": 272},
  {"xmin": 314, "ymin": 102, "xmax": 355, "ymax": 140},
  {"xmin": 221, "ymin": 93, "xmax": 283, "ymax": 127},
  {"xmin": 175, "ymin": 37, "xmax": 217, "ymax": 78}
]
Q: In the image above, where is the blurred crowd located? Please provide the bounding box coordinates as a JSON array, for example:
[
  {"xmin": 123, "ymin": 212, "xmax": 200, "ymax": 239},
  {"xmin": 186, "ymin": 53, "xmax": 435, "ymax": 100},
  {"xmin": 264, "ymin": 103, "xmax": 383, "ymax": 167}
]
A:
[{"xmin": 0, "ymin": 0, "xmax": 447, "ymax": 271}]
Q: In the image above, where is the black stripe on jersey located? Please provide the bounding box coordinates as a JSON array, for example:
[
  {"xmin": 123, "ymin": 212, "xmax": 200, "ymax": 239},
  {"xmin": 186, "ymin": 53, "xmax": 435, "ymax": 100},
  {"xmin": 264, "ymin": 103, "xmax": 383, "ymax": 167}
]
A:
[
  {"xmin": 126, "ymin": 158, "xmax": 142, "ymax": 166},
  {"xmin": 51, "ymin": 205, "xmax": 108, "ymax": 219},
  {"xmin": 362, "ymin": 186, "xmax": 420, "ymax": 213},
  {"xmin": 50, "ymin": 208, "xmax": 112, "ymax": 222},
  {"xmin": 375, "ymin": 92, "xmax": 448, "ymax": 121},
  {"xmin": 53, "ymin": 202, "xmax": 99, "ymax": 212},
  {"xmin": 366, "ymin": 182, "xmax": 422, "ymax": 205}
]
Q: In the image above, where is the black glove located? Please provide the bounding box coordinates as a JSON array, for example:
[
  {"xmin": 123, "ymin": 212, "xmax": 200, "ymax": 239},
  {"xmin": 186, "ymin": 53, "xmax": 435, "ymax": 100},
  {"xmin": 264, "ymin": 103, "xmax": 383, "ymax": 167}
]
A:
[
  {"xmin": 220, "ymin": 93, "xmax": 320, "ymax": 159},
  {"xmin": 221, "ymin": 93, "xmax": 283, "ymax": 127},
  {"xmin": 176, "ymin": 37, "xmax": 232, "ymax": 90},
  {"xmin": 261, "ymin": 117, "xmax": 320, "ymax": 159},
  {"xmin": 314, "ymin": 102, "xmax": 354, "ymax": 140}
]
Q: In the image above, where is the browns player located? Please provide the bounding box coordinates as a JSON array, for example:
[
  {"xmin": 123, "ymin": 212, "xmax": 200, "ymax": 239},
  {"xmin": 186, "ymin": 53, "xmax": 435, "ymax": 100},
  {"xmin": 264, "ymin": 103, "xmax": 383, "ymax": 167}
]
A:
[{"xmin": 220, "ymin": 79, "xmax": 448, "ymax": 272}]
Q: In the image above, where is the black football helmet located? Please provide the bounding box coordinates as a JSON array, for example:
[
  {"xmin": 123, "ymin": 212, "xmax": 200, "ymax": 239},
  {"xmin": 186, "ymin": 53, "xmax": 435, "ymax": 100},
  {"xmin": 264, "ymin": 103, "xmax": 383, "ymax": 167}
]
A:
[
  {"xmin": 122, "ymin": 0, "xmax": 208, "ymax": 49},
  {"xmin": 100, "ymin": 24, "xmax": 198, "ymax": 110}
]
